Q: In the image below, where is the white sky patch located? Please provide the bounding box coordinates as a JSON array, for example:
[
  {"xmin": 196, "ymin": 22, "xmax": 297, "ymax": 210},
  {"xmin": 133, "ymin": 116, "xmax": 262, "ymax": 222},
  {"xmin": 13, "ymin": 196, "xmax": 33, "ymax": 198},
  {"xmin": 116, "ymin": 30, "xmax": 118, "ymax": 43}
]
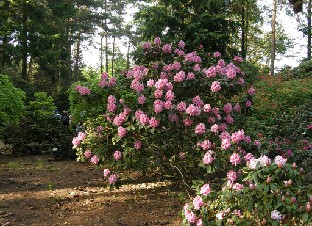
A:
[{"xmin": 82, "ymin": 1, "xmax": 308, "ymax": 70}]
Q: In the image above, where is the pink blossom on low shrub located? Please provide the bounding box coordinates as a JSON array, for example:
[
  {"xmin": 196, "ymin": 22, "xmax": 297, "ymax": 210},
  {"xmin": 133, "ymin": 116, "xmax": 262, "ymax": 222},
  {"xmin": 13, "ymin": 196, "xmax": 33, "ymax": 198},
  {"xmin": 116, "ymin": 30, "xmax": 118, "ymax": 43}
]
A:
[
  {"xmin": 113, "ymin": 150, "xmax": 122, "ymax": 161},
  {"xmin": 90, "ymin": 155, "xmax": 99, "ymax": 164},
  {"xmin": 108, "ymin": 174, "xmax": 117, "ymax": 185}
]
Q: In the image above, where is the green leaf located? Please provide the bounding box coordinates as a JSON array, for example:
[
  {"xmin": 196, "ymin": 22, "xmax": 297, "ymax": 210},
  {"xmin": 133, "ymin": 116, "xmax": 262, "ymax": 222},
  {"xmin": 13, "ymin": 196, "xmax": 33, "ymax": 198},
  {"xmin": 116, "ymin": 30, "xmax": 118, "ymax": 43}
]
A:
[
  {"xmin": 270, "ymin": 183, "xmax": 278, "ymax": 192},
  {"xmin": 302, "ymin": 213, "xmax": 309, "ymax": 222}
]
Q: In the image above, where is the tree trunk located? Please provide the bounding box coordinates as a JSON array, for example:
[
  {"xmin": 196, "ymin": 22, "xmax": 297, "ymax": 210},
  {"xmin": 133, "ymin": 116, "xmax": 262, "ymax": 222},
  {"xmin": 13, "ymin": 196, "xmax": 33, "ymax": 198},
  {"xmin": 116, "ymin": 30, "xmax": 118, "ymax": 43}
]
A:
[
  {"xmin": 111, "ymin": 35, "xmax": 115, "ymax": 76},
  {"xmin": 308, "ymin": 0, "xmax": 311, "ymax": 60},
  {"xmin": 74, "ymin": 31, "xmax": 81, "ymax": 82},
  {"xmin": 100, "ymin": 36, "xmax": 103, "ymax": 74},
  {"xmin": 241, "ymin": 4, "xmax": 246, "ymax": 59},
  {"xmin": 21, "ymin": 2, "xmax": 28, "ymax": 80},
  {"xmin": 105, "ymin": 35, "xmax": 109, "ymax": 73},
  {"xmin": 126, "ymin": 41, "xmax": 130, "ymax": 70},
  {"xmin": 270, "ymin": 0, "xmax": 277, "ymax": 76}
]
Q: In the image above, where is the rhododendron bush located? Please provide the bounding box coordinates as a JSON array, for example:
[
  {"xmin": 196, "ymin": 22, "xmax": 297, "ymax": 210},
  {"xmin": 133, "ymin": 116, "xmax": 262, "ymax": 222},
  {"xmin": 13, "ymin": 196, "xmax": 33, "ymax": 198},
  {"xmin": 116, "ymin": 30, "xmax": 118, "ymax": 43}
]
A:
[{"xmin": 69, "ymin": 38, "xmax": 311, "ymax": 225}]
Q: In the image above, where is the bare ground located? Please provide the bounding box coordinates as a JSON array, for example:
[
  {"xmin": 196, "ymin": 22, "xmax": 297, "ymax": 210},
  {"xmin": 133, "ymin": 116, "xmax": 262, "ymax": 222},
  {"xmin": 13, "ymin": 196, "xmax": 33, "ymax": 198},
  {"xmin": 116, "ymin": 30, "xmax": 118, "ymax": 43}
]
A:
[{"xmin": 0, "ymin": 154, "xmax": 184, "ymax": 226}]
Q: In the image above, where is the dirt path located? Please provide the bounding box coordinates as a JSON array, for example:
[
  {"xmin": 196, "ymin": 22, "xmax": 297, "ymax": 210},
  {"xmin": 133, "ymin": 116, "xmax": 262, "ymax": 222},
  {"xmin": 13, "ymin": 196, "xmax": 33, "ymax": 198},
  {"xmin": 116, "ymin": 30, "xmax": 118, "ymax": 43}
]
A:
[{"xmin": 0, "ymin": 155, "xmax": 184, "ymax": 226}]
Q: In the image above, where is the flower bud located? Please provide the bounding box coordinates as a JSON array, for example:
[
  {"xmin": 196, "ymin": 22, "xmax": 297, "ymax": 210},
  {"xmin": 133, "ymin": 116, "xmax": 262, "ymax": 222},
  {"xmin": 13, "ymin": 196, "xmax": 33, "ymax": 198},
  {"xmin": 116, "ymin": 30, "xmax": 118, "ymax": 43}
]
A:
[
  {"xmin": 266, "ymin": 176, "xmax": 271, "ymax": 184},
  {"xmin": 291, "ymin": 197, "xmax": 296, "ymax": 204},
  {"xmin": 292, "ymin": 162, "xmax": 297, "ymax": 169},
  {"xmin": 286, "ymin": 192, "xmax": 290, "ymax": 197},
  {"xmin": 262, "ymin": 218, "xmax": 267, "ymax": 224},
  {"xmin": 300, "ymin": 167, "xmax": 304, "ymax": 174},
  {"xmin": 307, "ymin": 202, "xmax": 311, "ymax": 212},
  {"xmin": 282, "ymin": 196, "xmax": 286, "ymax": 202}
]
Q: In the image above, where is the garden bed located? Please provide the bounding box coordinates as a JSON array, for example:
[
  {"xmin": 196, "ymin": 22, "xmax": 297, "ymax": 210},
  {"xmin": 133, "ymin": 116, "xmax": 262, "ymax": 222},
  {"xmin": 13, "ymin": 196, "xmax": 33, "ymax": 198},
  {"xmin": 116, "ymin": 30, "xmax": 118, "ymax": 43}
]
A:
[{"xmin": 0, "ymin": 154, "xmax": 183, "ymax": 226}]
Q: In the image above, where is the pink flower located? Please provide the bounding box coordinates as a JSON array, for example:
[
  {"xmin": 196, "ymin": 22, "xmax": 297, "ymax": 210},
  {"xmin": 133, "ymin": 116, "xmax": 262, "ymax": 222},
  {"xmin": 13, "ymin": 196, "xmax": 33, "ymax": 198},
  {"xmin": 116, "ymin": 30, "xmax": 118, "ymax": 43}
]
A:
[
  {"xmin": 204, "ymin": 67, "xmax": 217, "ymax": 78},
  {"xmin": 221, "ymin": 138, "xmax": 231, "ymax": 150},
  {"xmin": 227, "ymin": 170, "xmax": 237, "ymax": 182},
  {"xmin": 165, "ymin": 90, "xmax": 175, "ymax": 101},
  {"xmin": 185, "ymin": 210, "xmax": 196, "ymax": 223},
  {"xmin": 203, "ymin": 151, "xmax": 214, "ymax": 164},
  {"xmin": 103, "ymin": 169, "xmax": 110, "ymax": 177},
  {"xmin": 139, "ymin": 113, "xmax": 149, "ymax": 125},
  {"xmin": 164, "ymin": 101, "xmax": 173, "ymax": 109},
  {"xmin": 108, "ymin": 174, "xmax": 117, "ymax": 185},
  {"xmin": 230, "ymin": 153, "xmax": 241, "ymax": 166},
  {"xmin": 233, "ymin": 103, "xmax": 241, "ymax": 112},
  {"xmin": 271, "ymin": 210, "xmax": 282, "ymax": 221},
  {"xmin": 203, "ymin": 104, "xmax": 211, "ymax": 112},
  {"xmin": 78, "ymin": 132, "xmax": 86, "ymax": 141},
  {"xmin": 211, "ymin": 81, "xmax": 221, "ymax": 92},
  {"xmin": 174, "ymin": 71, "xmax": 186, "ymax": 82},
  {"xmin": 213, "ymin": 51, "xmax": 221, "ymax": 58},
  {"xmin": 107, "ymin": 103, "xmax": 117, "ymax": 112},
  {"xmin": 72, "ymin": 137, "xmax": 81, "ymax": 146},
  {"xmin": 200, "ymin": 184, "xmax": 211, "ymax": 195},
  {"xmin": 231, "ymin": 130, "xmax": 245, "ymax": 143},
  {"xmin": 97, "ymin": 125, "xmax": 103, "ymax": 133},
  {"xmin": 176, "ymin": 102, "xmax": 186, "ymax": 112},
  {"xmin": 162, "ymin": 44, "xmax": 172, "ymax": 53},
  {"xmin": 199, "ymin": 140, "xmax": 211, "ymax": 150},
  {"xmin": 118, "ymin": 126, "xmax": 127, "ymax": 138},
  {"xmin": 196, "ymin": 219, "xmax": 202, "ymax": 226},
  {"xmin": 254, "ymin": 139, "xmax": 261, "ymax": 148},
  {"xmin": 218, "ymin": 59, "xmax": 226, "ymax": 67},
  {"xmin": 142, "ymin": 41, "xmax": 151, "ymax": 49},
  {"xmin": 192, "ymin": 96, "xmax": 204, "ymax": 107},
  {"xmin": 195, "ymin": 123, "xmax": 206, "ymax": 134},
  {"xmin": 245, "ymin": 100, "xmax": 252, "ymax": 107},
  {"xmin": 186, "ymin": 72, "xmax": 195, "ymax": 80},
  {"xmin": 154, "ymin": 37, "xmax": 161, "ymax": 45},
  {"xmin": 137, "ymin": 95, "xmax": 146, "ymax": 104},
  {"xmin": 223, "ymin": 103, "xmax": 232, "ymax": 114},
  {"xmin": 179, "ymin": 152, "xmax": 186, "ymax": 159},
  {"xmin": 193, "ymin": 196, "xmax": 204, "ymax": 210},
  {"xmin": 154, "ymin": 89, "xmax": 163, "ymax": 99},
  {"xmin": 233, "ymin": 56, "xmax": 243, "ymax": 63},
  {"xmin": 219, "ymin": 123, "xmax": 227, "ymax": 132},
  {"xmin": 248, "ymin": 87, "xmax": 255, "ymax": 96},
  {"xmin": 183, "ymin": 118, "xmax": 193, "ymax": 126},
  {"xmin": 153, "ymin": 99, "xmax": 164, "ymax": 113},
  {"xmin": 147, "ymin": 79, "xmax": 155, "ymax": 87},
  {"xmin": 84, "ymin": 150, "xmax": 92, "ymax": 158},
  {"xmin": 226, "ymin": 68, "xmax": 236, "ymax": 79},
  {"xmin": 211, "ymin": 124, "xmax": 218, "ymax": 133},
  {"xmin": 149, "ymin": 117, "xmax": 160, "ymax": 128},
  {"xmin": 233, "ymin": 183, "xmax": 244, "ymax": 191},
  {"xmin": 186, "ymin": 104, "xmax": 201, "ymax": 116},
  {"xmin": 113, "ymin": 150, "xmax": 122, "ymax": 160},
  {"xmin": 244, "ymin": 153, "xmax": 253, "ymax": 162},
  {"xmin": 134, "ymin": 140, "xmax": 142, "ymax": 150},
  {"xmin": 90, "ymin": 155, "xmax": 99, "ymax": 164},
  {"xmin": 178, "ymin": 40, "xmax": 185, "ymax": 49},
  {"xmin": 274, "ymin": 155, "xmax": 287, "ymax": 167}
]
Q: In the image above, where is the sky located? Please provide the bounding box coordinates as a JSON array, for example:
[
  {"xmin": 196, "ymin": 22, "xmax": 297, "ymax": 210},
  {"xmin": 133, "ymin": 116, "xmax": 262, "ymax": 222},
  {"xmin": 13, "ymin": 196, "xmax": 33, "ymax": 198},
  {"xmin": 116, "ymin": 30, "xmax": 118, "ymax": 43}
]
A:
[{"xmin": 82, "ymin": 1, "xmax": 307, "ymax": 70}]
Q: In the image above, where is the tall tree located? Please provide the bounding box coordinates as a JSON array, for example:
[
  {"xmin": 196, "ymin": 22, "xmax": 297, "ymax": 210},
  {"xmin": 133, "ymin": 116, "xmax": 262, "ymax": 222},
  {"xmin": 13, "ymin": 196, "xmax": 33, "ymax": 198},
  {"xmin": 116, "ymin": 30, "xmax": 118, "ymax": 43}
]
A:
[
  {"xmin": 133, "ymin": 0, "xmax": 234, "ymax": 55},
  {"xmin": 271, "ymin": 0, "xmax": 277, "ymax": 76}
]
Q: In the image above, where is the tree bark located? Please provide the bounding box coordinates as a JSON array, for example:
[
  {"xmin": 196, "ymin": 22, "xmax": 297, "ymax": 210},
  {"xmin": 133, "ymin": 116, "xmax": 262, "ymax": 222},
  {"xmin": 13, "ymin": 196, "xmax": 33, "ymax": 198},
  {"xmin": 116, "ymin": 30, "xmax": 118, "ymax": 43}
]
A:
[
  {"xmin": 270, "ymin": 0, "xmax": 277, "ymax": 76},
  {"xmin": 308, "ymin": 0, "xmax": 311, "ymax": 60},
  {"xmin": 21, "ymin": 2, "xmax": 28, "ymax": 81},
  {"xmin": 111, "ymin": 35, "xmax": 115, "ymax": 76}
]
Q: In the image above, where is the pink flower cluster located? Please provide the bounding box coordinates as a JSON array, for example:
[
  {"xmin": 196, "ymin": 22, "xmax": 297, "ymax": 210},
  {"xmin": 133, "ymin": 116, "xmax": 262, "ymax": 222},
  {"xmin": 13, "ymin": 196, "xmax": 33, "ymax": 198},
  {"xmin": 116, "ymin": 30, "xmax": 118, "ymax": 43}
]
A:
[
  {"xmin": 98, "ymin": 72, "xmax": 117, "ymax": 88},
  {"xmin": 75, "ymin": 85, "xmax": 91, "ymax": 95}
]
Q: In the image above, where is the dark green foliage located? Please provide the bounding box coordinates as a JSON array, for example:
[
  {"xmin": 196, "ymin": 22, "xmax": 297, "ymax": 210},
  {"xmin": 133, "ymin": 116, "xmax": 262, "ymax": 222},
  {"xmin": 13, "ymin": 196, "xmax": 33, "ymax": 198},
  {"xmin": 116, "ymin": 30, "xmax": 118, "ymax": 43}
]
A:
[
  {"xmin": 2, "ymin": 92, "xmax": 76, "ymax": 159},
  {"xmin": 0, "ymin": 74, "xmax": 26, "ymax": 138},
  {"xmin": 293, "ymin": 60, "xmax": 312, "ymax": 78},
  {"xmin": 244, "ymin": 74, "xmax": 312, "ymax": 169}
]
